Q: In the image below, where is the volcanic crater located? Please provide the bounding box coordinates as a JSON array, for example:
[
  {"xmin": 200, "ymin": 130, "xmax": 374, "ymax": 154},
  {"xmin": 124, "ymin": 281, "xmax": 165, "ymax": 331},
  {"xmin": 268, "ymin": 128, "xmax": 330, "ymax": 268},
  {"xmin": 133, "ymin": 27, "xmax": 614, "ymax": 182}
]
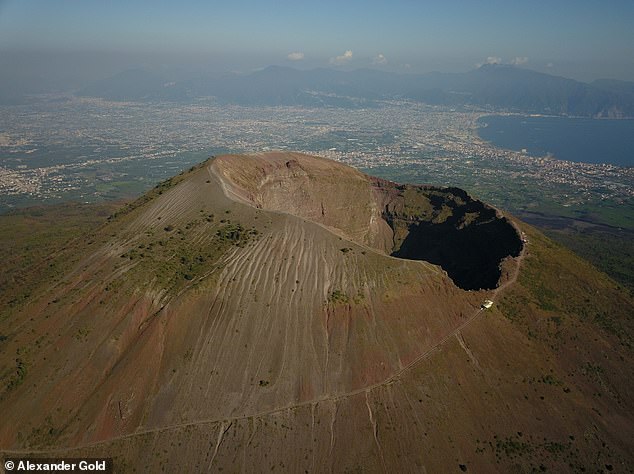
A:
[
  {"xmin": 215, "ymin": 152, "xmax": 523, "ymax": 290},
  {"xmin": 2, "ymin": 152, "xmax": 633, "ymax": 473}
]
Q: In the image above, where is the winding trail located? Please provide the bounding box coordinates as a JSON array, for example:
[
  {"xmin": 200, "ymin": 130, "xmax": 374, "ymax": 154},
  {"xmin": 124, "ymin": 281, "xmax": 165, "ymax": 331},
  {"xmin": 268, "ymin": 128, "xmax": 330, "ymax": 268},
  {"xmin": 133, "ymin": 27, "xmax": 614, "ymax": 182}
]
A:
[
  {"xmin": 3, "ymin": 159, "xmax": 527, "ymax": 458},
  {"xmin": 3, "ymin": 209, "xmax": 527, "ymax": 457}
]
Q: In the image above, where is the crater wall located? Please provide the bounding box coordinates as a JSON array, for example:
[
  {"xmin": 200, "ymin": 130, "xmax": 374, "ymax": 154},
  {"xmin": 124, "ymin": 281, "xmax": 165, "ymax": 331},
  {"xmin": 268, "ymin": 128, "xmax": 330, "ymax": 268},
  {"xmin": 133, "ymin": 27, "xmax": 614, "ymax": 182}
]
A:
[
  {"xmin": 213, "ymin": 153, "xmax": 523, "ymax": 291},
  {"xmin": 373, "ymin": 179, "xmax": 523, "ymax": 290}
]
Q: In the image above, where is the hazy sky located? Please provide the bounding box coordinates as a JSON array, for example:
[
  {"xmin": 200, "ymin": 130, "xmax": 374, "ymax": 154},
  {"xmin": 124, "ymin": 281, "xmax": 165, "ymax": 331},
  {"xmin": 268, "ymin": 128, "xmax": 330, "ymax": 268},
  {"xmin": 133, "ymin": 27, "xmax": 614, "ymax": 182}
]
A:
[{"xmin": 1, "ymin": 0, "xmax": 633, "ymax": 81}]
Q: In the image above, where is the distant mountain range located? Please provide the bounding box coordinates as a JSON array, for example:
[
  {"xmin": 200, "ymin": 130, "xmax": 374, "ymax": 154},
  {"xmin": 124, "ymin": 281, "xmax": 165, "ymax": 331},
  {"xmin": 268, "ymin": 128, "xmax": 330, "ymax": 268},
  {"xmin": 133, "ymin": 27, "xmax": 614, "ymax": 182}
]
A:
[
  {"xmin": 4, "ymin": 63, "xmax": 634, "ymax": 117},
  {"xmin": 72, "ymin": 64, "xmax": 634, "ymax": 117}
]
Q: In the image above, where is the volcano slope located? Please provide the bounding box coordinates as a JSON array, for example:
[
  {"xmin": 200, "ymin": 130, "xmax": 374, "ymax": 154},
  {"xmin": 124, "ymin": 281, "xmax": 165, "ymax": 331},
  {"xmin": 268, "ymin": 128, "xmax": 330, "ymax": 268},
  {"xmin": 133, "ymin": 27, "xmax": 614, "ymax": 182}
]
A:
[{"xmin": 1, "ymin": 152, "xmax": 633, "ymax": 473}]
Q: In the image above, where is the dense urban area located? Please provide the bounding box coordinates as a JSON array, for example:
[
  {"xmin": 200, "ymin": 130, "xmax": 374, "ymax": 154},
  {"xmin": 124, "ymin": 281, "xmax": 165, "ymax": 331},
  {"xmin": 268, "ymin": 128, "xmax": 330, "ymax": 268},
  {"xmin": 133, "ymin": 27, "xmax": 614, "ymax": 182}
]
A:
[{"xmin": 1, "ymin": 96, "xmax": 633, "ymax": 229}]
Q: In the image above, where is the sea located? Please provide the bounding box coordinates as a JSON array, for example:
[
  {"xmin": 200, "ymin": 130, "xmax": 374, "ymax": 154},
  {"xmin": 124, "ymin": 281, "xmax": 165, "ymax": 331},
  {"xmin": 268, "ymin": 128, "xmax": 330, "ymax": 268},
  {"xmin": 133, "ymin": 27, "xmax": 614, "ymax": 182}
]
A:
[{"xmin": 477, "ymin": 115, "xmax": 634, "ymax": 167}]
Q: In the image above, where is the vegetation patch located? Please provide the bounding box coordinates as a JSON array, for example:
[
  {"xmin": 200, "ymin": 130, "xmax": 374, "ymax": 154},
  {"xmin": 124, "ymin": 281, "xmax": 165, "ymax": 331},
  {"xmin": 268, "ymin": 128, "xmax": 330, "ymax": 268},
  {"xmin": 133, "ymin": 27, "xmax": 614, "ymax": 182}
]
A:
[
  {"xmin": 352, "ymin": 291, "xmax": 365, "ymax": 304},
  {"xmin": 216, "ymin": 222, "xmax": 259, "ymax": 247},
  {"xmin": 544, "ymin": 227, "xmax": 634, "ymax": 296},
  {"xmin": 115, "ymin": 217, "xmax": 261, "ymax": 297},
  {"xmin": 5, "ymin": 358, "xmax": 27, "ymax": 392},
  {"xmin": 74, "ymin": 327, "xmax": 91, "ymax": 342},
  {"xmin": 479, "ymin": 432, "xmax": 586, "ymax": 472},
  {"xmin": 328, "ymin": 289, "xmax": 349, "ymax": 304},
  {"xmin": 0, "ymin": 202, "xmax": 118, "ymax": 320},
  {"xmin": 507, "ymin": 227, "xmax": 633, "ymax": 348}
]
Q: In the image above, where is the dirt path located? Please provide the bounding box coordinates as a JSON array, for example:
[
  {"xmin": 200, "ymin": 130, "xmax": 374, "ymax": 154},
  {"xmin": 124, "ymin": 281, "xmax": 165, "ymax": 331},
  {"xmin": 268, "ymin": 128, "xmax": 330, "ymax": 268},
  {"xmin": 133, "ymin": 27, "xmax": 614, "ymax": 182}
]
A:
[{"xmin": 3, "ymin": 213, "xmax": 527, "ymax": 456}]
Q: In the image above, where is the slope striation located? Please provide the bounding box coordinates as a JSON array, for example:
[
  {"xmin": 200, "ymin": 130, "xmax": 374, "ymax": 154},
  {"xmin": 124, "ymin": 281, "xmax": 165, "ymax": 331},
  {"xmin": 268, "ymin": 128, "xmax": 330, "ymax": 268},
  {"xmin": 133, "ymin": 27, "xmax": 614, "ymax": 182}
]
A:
[
  {"xmin": 1, "ymin": 152, "xmax": 632, "ymax": 473},
  {"xmin": 0, "ymin": 153, "xmax": 486, "ymax": 447}
]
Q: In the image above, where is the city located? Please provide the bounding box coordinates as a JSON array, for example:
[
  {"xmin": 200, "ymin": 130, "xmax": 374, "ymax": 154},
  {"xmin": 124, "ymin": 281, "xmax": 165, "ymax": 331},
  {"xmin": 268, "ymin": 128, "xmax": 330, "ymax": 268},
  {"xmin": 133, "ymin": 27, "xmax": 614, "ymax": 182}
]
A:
[{"xmin": 1, "ymin": 96, "xmax": 632, "ymax": 230}]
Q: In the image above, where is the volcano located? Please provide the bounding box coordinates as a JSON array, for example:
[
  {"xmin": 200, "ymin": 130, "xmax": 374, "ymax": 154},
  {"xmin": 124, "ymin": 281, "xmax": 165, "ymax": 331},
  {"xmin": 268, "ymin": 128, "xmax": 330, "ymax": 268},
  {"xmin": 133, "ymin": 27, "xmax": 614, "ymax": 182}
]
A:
[{"xmin": 1, "ymin": 152, "xmax": 632, "ymax": 472}]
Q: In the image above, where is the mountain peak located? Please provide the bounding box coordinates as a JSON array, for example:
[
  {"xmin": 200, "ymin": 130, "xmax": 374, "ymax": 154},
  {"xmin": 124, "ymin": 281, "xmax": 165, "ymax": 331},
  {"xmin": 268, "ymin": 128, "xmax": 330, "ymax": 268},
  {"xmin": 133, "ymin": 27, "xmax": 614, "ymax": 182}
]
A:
[{"xmin": 1, "ymin": 153, "xmax": 632, "ymax": 471}]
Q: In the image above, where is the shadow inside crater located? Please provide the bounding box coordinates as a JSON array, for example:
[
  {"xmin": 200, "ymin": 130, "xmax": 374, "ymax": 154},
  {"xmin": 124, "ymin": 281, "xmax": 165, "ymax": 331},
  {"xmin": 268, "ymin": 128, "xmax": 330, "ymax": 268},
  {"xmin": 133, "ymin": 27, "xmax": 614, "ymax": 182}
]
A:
[{"xmin": 386, "ymin": 192, "xmax": 523, "ymax": 291}]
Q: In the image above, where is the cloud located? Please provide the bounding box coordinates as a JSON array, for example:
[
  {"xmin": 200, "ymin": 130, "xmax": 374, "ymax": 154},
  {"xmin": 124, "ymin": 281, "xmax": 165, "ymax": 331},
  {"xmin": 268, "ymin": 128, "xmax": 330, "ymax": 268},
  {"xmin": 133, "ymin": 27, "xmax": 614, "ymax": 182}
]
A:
[
  {"xmin": 287, "ymin": 52, "xmax": 304, "ymax": 61},
  {"xmin": 372, "ymin": 53, "xmax": 387, "ymax": 65},
  {"xmin": 477, "ymin": 56, "xmax": 528, "ymax": 68},
  {"xmin": 330, "ymin": 50, "xmax": 353, "ymax": 65},
  {"xmin": 476, "ymin": 56, "xmax": 502, "ymax": 68},
  {"xmin": 546, "ymin": 62, "xmax": 554, "ymax": 68},
  {"xmin": 511, "ymin": 56, "xmax": 529, "ymax": 65}
]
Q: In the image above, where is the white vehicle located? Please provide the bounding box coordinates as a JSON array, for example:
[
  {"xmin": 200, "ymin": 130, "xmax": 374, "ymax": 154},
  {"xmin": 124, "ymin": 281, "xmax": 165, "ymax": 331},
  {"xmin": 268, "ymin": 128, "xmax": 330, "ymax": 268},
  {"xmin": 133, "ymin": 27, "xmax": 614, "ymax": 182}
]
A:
[{"xmin": 481, "ymin": 299, "xmax": 494, "ymax": 310}]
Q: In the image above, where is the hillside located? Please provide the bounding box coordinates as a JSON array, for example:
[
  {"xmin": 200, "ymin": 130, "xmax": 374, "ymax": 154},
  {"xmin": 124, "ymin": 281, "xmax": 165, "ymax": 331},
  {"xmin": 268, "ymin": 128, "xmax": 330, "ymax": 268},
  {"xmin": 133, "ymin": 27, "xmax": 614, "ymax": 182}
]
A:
[
  {"xmin": 76, "ymin": 65, "xmax": 634, "ymax": 117},
  {"xmin": 1, "ymin": 152, "xmax": 632, "ymax": 472}
]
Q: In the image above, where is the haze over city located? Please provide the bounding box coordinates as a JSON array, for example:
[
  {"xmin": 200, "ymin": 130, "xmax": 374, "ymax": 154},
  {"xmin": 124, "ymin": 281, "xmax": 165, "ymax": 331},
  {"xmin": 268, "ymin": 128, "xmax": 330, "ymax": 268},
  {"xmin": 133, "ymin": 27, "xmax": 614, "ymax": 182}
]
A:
[{"xmin": 1, "ymin": 0, "xmax": 634, "ymax": 83}]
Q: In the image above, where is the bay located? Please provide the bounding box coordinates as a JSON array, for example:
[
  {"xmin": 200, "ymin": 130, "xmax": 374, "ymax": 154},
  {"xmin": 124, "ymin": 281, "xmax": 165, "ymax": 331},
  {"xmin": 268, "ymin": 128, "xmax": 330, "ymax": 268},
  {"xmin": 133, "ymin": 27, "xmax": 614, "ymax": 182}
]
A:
[{"xmin": 477, "ymin": 115, "xmax": 634, "ymax": 167}]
